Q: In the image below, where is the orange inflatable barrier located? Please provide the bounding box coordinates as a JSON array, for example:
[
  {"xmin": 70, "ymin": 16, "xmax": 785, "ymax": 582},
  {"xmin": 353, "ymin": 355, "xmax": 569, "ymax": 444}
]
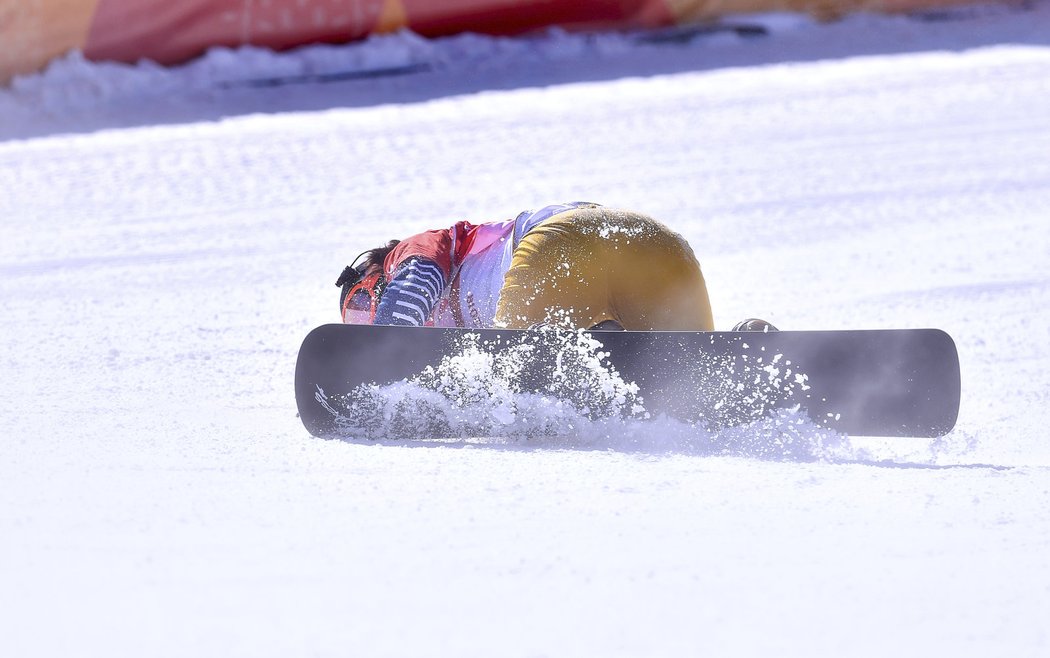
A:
[{"xmin": 1, "ymin": 0, "xmax": 976, "ymax": 84}]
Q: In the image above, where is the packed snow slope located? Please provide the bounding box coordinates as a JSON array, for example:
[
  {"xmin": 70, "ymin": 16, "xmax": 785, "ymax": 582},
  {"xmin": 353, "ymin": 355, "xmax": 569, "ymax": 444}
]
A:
[{"xmin": 2, "ymin": 3, "xmax": 1050, "ymax": 657}]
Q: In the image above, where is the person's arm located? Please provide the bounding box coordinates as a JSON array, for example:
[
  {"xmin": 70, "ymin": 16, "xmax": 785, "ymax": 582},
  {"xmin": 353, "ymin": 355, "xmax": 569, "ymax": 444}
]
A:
[{"xmin": 374, "ymin": 257, "xmax": 448, "ymax": 326}]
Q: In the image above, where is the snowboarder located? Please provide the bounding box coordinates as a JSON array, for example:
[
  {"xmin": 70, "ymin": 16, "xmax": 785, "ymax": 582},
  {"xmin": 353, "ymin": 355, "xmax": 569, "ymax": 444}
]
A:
[{"xmin": 335, "ymin": 202, "xmax": 771, "ymax": 331}]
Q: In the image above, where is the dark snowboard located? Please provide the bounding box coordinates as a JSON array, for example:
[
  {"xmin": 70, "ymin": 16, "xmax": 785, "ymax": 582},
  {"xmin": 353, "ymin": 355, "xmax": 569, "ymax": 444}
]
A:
[{"xmin": 294, "ymin": 324, "xmax": 960, "ymax": 439}]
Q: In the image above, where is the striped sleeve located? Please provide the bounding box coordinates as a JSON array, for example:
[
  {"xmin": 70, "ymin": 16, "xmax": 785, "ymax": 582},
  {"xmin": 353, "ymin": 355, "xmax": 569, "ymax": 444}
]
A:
[{"xmin": 374, "ymin": 257, "xmax": 448, "ymax": 326}]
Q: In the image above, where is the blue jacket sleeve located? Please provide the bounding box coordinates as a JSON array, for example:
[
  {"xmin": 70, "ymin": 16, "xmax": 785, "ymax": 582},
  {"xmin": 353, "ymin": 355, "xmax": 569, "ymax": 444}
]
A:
[{"xmin": 374, "ymin": 257, "xmax": 448, "ymax": 326}]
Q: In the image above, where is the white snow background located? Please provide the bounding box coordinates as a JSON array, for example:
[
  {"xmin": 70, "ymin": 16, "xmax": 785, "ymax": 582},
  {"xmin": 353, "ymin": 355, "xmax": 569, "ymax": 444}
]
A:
[{"xmin": 2, "ymin": 2, "xmax": 1050, "ymax": 656}]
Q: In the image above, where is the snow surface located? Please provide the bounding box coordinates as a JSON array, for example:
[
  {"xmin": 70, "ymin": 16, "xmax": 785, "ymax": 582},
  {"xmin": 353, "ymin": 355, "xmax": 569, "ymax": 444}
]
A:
[{"xmin": 3, "ymin": 3, "xmax": 1050, "ymax": 656}]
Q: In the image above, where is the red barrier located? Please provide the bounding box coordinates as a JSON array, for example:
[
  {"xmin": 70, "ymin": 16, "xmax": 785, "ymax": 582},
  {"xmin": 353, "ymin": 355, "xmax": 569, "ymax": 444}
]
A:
[
  {"xmin": 82, "ymin": 0, "xmax": 677, "ymax": 65},
  {"xmin": 0, "ymin": 0, "xmax": 979, "ymax": 84},
  {"xmin": 85, "ymin": 0, "xmax": 389, "ymax": 64},
  {"xmin": 391, "ymin": 0, "xmax": 673, "ymax": 37}
]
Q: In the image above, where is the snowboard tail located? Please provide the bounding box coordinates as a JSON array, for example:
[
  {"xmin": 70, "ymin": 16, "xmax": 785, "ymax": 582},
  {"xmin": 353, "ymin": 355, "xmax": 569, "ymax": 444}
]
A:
[{"xmin": 294, "ymin": 325, "xmax": 961, "ymax": 439}]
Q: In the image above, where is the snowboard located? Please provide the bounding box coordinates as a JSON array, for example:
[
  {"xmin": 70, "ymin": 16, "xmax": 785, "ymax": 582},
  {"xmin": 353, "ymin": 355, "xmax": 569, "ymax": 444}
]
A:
[{"xmin": 294, "ymin": 324, "xmax": 961, "ymax": 439}]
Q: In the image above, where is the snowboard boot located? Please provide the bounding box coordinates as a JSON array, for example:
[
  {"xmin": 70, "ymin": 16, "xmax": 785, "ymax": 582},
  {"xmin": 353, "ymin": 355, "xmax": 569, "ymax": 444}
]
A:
[
  {"xmin": 732, "ymin": 318, "xmax": 779, "ymax": 332},
  {"xmin": 590, "ymin": 319, "xmax": 625, "ymax": 331}
]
